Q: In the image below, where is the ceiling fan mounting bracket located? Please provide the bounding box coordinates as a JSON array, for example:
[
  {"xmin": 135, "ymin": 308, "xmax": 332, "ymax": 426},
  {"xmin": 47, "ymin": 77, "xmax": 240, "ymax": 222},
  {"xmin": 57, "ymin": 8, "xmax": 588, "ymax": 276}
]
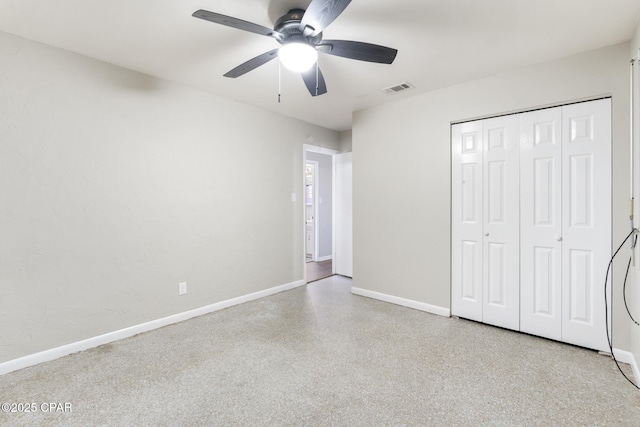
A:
[{"xmin": 274, "ymin": 9, "xmax": 322, "ymax": 46}]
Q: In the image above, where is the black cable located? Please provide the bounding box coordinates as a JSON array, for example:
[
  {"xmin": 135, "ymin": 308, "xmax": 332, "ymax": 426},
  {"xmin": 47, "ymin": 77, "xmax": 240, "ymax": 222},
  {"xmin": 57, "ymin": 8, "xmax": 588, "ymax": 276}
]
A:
[
  {"xmin": 623, "ymin": 234, "xmax": 640, "ymax": 326},
  {"xmin": 604, "ymin": 227, "xmax": 640, "ymax": 389}
]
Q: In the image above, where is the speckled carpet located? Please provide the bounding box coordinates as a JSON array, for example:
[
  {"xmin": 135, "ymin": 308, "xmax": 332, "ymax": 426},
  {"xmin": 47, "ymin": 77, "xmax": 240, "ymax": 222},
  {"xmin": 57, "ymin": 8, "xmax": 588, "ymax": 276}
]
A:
[{"xmin": 1, "ymin": 275, "xmax": 639, "ymax": 426}]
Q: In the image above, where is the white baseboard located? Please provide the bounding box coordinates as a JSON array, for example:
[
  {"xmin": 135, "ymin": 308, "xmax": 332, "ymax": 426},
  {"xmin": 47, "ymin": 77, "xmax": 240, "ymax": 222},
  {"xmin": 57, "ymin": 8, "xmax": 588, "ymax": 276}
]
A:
[
  {"xmin": 0, "ymin": 280, "xmax": 305, "ymax": 376},
  {"xmin": 351, "ymin": 287, "xmax": 450, "ymax": 317},
  {"xmin": 613, "ymin": 348, "xmax": 640, "ymax": 385},
  {"xmin": 315, "ymin": 255, "xmax": 333, "ymax": 262}
]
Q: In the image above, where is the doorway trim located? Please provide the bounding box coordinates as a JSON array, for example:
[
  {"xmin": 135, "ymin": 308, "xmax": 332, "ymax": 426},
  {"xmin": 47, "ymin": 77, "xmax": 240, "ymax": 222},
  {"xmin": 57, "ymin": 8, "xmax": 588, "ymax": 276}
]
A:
[{"xmin": 303, "ymin": 144, "xmax": 339, "ymax": 282}]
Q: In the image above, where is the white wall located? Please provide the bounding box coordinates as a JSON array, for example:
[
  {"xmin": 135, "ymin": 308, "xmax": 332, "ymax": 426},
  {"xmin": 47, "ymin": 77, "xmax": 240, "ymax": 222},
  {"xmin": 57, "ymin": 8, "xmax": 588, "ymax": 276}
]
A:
[
  {"xmin": 632, "ymin": 21, "xmax": 640, "ymax": 376},
  {"xmin": 306, "ymin": 152, "xmax": 333, "ymax": 259},
  {"xmin": 353, "ymin": 42, "xmax": 634, "ymax": 350},
  {"xmin": 0, "ymin": 31, "xmax": 339, "ymax": 363}
]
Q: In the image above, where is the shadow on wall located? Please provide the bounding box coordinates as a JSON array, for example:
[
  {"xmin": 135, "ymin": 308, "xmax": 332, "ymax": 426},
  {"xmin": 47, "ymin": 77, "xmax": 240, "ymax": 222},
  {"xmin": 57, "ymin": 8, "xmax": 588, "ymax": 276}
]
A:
[
  {"xmin": 107, "ymin": 69, "xmax": 162, "ymax": 92},
  {"xmin": 64, "ymin": 52, "xmax": 164, "ymax": 93}
]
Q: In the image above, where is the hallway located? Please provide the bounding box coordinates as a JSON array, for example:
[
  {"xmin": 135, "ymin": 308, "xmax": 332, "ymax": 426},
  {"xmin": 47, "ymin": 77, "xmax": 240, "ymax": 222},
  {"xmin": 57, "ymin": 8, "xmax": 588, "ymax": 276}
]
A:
[{"xmin": 306, "ymin": 259, "xmax": 333, "ymax": 283}]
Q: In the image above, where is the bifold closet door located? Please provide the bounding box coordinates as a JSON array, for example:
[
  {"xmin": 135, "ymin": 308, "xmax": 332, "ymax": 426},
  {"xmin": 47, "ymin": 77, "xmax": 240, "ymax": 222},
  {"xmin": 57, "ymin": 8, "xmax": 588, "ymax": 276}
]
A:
[
  {"xmin": 520, "ymin": 107, "xmax": 563, "ymax": 341},
  {"xmin": 481, "ymin": 116, "xmax": 520, "ymax": 330},
  {"xmin": 520, "ymin": 99, "xmax": 611, "ymax": 351},
  {"xmin": 560, "ymin": 99, "xmax": 611, "ymax": 352},
  {"xmin": 452, "ymin": 120, "xmax": 483, "ymax": 322},
  {"xmin": 451, "ymin": 116, "xmax": 520, "ymax": 330}
]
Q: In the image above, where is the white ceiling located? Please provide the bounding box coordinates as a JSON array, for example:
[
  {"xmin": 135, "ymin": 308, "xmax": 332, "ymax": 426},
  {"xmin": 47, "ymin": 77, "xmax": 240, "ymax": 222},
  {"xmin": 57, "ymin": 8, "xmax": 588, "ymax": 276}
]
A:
[{"xmin": 1, "ymin": 0, "xmax": 640, "ymax": 131}]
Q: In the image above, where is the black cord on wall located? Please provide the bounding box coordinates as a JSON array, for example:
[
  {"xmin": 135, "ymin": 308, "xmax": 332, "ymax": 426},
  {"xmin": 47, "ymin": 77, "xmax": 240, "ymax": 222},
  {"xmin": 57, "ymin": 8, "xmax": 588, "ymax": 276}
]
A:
[
  {"xmin": 604, "ymin": 228, "xmax": 640, "ymax": 389},
  {"xmin": 623, "ymin": 234, "xmax": 640, "ymax": 327}
]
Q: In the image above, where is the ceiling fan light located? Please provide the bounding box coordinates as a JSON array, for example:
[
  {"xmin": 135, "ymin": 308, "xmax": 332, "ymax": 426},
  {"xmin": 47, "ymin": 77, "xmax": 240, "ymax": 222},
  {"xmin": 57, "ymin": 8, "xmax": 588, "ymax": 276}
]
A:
[{"xmin": 278, "ymin": 43, "xmax": 318, "ymax": 72}]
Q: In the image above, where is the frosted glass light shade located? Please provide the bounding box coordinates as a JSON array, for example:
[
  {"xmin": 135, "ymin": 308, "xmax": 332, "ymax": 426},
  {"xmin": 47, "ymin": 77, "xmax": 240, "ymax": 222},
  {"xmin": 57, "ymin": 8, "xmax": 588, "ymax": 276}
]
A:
[{"xmin": 278, "ymin": 43, "xmax": 318, "ymax": 72}]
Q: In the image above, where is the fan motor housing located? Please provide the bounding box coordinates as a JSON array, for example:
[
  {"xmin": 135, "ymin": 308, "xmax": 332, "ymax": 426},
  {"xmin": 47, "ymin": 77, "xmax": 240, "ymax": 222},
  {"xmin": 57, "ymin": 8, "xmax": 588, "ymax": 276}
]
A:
[{"xmin": 274, "ymin": 9, "xmax": 322, "ymax": 45}]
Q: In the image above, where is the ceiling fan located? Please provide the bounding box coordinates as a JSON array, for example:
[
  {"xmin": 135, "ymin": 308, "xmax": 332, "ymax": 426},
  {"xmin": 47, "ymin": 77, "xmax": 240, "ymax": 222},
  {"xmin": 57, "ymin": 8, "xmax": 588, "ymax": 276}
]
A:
[{"xmin": 192, "ymin": 0, "xmax": 398, "ymax": 97}]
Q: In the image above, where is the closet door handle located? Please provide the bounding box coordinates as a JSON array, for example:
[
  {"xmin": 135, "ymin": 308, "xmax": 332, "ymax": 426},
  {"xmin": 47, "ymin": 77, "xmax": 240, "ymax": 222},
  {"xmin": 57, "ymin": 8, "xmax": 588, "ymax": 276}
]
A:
[
  {"xmin": 484, "ymin": 232, "xmax": 490, "ymax": 237},
  {"xmin": 555, "ymin": 235, "xmax": 563, "ymax": 242}
]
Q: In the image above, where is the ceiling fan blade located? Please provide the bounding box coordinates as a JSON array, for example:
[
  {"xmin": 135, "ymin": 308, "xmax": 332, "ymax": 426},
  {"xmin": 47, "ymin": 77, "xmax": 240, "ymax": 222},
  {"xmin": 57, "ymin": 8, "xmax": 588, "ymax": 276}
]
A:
[
  {"xmin": 318, "ymin": 40, "xmax": 398, "ymax": 64},
  {"xmin": 223, "ymin": 49, "xmax": 280, "ymax": 78},
  {"xmin": 301, "ymin": 65, "xmax": 328, "ymax": 97},
  {"xmin": 299, "ymin": 0, "xmax": 352, "ymax": 37},
  {"xmin": 193, "ymin": 9, "xmax": 282, "ymax": 39}
]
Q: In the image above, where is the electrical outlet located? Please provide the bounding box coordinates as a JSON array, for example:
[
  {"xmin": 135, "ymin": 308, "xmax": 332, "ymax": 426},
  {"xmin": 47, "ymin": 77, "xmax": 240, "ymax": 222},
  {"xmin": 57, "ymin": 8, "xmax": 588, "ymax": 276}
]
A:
[{"xmin": 179, "ymin": 282, "xmax": 187, "ymax": 295}]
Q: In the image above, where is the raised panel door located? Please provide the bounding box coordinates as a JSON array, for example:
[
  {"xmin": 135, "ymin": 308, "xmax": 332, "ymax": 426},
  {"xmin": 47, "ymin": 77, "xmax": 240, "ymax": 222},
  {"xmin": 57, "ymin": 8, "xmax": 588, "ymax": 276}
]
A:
[
  {"xmin": 452, "ymin": 121, "xmax": 484, "ymax": 321},
  {"xmin": 482, "ymin": 115, "xmax": 520, "ymax": 330},
  {"xmin": 561, "ymin": 99, "xmax": 611, "ymax": 352},
  {"xmin": 520, "ymin": 107, "xmax": 563, "ymax": 341}
]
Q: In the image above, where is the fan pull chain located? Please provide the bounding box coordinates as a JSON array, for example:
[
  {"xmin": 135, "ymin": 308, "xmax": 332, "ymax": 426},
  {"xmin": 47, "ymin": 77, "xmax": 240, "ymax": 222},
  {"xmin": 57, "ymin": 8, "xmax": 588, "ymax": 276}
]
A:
[
  {"xmin": 278, "ymin": 60, "xmax": 282, "ymax": 103},
  {"xmin": 315, "ymin": 59, "xmax": 319, "ymax": 96}
]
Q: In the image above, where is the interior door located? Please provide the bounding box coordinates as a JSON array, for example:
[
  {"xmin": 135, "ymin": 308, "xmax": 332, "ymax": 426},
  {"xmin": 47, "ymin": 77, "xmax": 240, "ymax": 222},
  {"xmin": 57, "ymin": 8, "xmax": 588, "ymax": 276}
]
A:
[
  {"xmin": 520, "ymin": 107, "xmax": 563, "ymax": 341},
  {"xmin": 335, "ymin": 152, "xmax": 353, "ymax": 277},
  {"xmin": 451, "ymin": 120, "xmax": 484, "ymax": 322},
  {"xmin": 481, "ymin": 115, "xmax": 520, "ymax": 330},
  {"xmin": 560, "ymin": 99, "xmax": 611, "ymax": 352}
]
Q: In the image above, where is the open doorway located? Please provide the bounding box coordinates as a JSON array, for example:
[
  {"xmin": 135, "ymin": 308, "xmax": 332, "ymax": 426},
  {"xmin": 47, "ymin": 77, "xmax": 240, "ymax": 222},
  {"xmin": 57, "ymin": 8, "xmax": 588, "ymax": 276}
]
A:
[{"xmin": 304, "ymin": 145, "xmax": 337, "ymax": 283}]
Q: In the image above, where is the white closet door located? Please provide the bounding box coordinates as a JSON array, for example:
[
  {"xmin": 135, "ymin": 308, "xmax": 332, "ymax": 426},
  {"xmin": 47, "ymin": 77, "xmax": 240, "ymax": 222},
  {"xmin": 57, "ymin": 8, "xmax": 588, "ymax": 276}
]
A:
[
  {"xmin": 452, "ymin": 121, "xmax": 483, "ymax": 322},
  {"xmin": 520, "ymin": 107, "xmax": 563, "ymax": 341},
  {"xmin": 454, "ymin": 99, "xmax": 611, "ymax": 351},
  {"xmin": 482, "ymin": 115, "xmax": 520, "ymax": 330},
  {"xmin": 561, "ymin": 99, "xmax": 611, "ymax": 352}
]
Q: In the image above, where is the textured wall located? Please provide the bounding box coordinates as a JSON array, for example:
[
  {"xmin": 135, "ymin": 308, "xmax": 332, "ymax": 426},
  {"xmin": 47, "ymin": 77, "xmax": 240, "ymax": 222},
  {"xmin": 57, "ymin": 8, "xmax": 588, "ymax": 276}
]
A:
[{"xmin": 0, "ymin": 32, "xmax": 339, "ymax": 363}]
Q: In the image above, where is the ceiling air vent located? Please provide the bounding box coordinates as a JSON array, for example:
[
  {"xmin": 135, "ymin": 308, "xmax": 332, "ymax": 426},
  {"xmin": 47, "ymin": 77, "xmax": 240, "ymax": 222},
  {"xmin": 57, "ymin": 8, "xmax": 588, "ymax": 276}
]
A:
[{"xmin": 382, "ymin": 82, "xmax": 414, "ymax": 95}]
